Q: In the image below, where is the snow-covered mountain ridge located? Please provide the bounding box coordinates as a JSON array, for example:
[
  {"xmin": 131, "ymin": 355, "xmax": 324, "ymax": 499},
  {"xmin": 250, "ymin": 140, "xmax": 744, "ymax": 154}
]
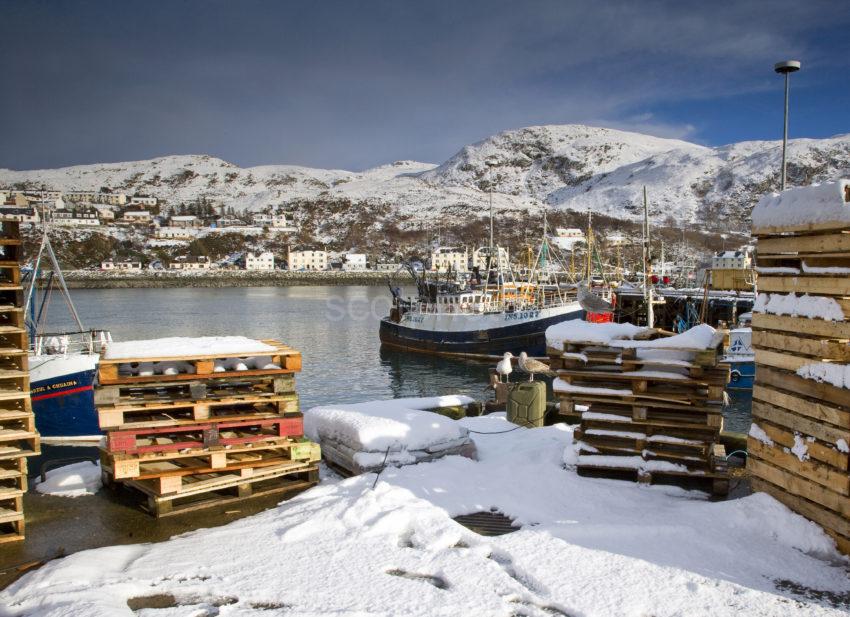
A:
[{"xmin": 2, "ymin": 124, "xmax": 849, "ymax": 230}]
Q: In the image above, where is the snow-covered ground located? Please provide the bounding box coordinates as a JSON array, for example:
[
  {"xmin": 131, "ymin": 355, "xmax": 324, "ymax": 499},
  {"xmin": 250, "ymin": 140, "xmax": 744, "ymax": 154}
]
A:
[
  {"xmin": 3, "ymin": 415, "xmax": 848, "ymax": 616},
  {"xmin": 34, "ymin": 461, "xmax": 102, "ymax": 498}
]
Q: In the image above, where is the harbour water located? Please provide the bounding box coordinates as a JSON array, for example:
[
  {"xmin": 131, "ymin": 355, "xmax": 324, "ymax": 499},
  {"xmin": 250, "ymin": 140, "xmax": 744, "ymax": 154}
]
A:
[{"xmin": 41, "ymin": 285, "xmax": 753, "ymax": 431}]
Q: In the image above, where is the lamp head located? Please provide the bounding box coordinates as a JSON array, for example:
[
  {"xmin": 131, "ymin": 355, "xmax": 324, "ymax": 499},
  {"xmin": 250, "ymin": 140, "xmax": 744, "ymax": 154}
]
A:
[{"xmin": 774, "ymin": 60, "xmax": 801, "ymax": 74}]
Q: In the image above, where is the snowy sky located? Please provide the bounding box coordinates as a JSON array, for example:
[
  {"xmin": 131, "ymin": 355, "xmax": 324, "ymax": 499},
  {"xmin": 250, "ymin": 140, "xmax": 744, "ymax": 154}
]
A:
[{"xmin": 1, "ymin": 0, "xmax": 848, "ymax": 171}]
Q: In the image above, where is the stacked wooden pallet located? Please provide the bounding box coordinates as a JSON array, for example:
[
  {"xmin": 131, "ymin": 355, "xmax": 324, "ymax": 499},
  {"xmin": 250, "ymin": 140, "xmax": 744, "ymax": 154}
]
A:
[
  {"xmin": 748, "ymin": 181, "xmax": 850, "ymax": 554},
  {"xmin": 97, "ymin": 339, "xmax": 320, "ymax": 517},
  {"xmin": 0, "ymin": 218, "xmax": 39, "ymax": 543},
  {"xmin": 549, "ymin": 324, "xmax": 730, "ymax": 495}
]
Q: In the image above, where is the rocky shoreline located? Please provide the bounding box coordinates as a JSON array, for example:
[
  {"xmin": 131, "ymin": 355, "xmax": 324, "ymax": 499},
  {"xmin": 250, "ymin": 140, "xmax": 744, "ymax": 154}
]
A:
[{"xmin": 62, "ymin": 270, "xmax": 414, "ymax": 289}]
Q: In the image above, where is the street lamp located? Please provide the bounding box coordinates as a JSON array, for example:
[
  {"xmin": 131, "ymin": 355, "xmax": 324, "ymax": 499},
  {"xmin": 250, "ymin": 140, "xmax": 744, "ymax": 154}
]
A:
[{"xmin": 774, "ymin": 59, "xmax": 801, "ymax": 191}]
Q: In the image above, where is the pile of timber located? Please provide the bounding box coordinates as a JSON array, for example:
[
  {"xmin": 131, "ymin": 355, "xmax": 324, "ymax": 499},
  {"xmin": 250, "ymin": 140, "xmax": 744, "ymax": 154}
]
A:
[
  {"xmin": 96, "ymin": 338, "xmax": 320, "ymax": 517},
  {"xmin": 549, "ymin": 324, "xmax": 730, "ymax": 495},
  {"xmin": 0, "ymin": 219, "xmax": 38, "ymax": 543},
  {"xmin": 748, "ymin": 180, "xmax": 850, "ymax": 554}
]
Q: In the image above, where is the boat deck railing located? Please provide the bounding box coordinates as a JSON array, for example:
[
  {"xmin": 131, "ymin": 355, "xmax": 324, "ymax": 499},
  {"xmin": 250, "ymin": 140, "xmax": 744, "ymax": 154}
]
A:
[
  {"xmin": 404, "ymin": 294, "xmax": 578, "ymax": 316},
  {"xmin": 31, "ymin": 329, "xmax": 112, "ymax": 357}
]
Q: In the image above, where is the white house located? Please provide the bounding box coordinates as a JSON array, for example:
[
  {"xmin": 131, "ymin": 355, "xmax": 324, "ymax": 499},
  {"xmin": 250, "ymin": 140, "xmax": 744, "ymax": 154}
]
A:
[
  {"xmin": 155, "ymin": 227, "xmax": 197, "ymax": 240},
  {"xmin": 342, "ymin": 253, "xmax": 368, "ymax": 271},
  {"xmin": 123, "ymin": 210, "xmax": 152, "ymax": 224},
  {"xmin": 711, "ymin": 250, "xmax": 752, "ymax": 270},
  {"xmin": 66, "ymin": 191, "xmax": 126, "ymax": 206},
  {"xmin": 606, "ymin": 232, "xmax": 628, "ymax": 247},
  {"xmin": 472, "ymin": 246, "xmax": 509, "ymax": 270},
  {"xmin": 101, "ymin": 260, "xmax": 142, "ymax": 271},
  {"xmin": 252, "ymin": 212, "xmax": 297, "ymax": 231},
  {"xmin": 287, "ymin": 249, "xmax": 328, "ymax": 271},
  {"xmin": 245, "ymin": 251, "xmax": 275, "ymax": 271},
  {"xmin": 52, "ymin": 210, "xmax": 100, "ymax": 227},
  {"xmin": 130, "ymin": 195, "xmax": 157, "ymax": 207},
  {"xmin": 94, "ymin": 206, "xmax": 115, "ymax": 222},
  {"xmin": 169, "ymin": 255, "xmax": 214, "ymax": 270},
  {"xmin": 551, "ymin": 228, "xmax": 586, "ymax": 251},
  {"xmin": 430, "ymin": 246, "xmax": 468, "ymax": 273},
  {"xmin": 169, "ymin": 215, "xmax": 201, "ymax": 228}
]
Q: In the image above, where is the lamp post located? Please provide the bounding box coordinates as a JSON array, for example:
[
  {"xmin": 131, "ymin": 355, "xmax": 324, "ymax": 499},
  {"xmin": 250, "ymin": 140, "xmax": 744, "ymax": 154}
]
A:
[{"xmin": 774, "ymin": 60, "xmax": 801, "ymax": 191}]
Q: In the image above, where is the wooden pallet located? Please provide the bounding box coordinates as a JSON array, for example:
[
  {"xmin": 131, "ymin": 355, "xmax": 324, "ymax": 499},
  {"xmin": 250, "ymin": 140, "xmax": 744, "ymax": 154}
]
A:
[
  {"xmin": 0, "ymin": 493, "xmax": 24, "ymax": 544},
  {"xmin": 104, "ymin": 446, "xmax": 321, "ymax": 494},
  {"xmin": 116, "ymin": 463, "xmax": 318, "ymax": 518},
  {"xmin": 103, "ymin": 438, "xmax": 320, "ymax": 480},
  {"xmin": 94, "ymin": 373, "xmax": 296, "ymax": 407},
  {"xmin": 97, "ymin": 393, "xmax": 300, "ymax": 430},
  {"xmin": 0, "ymin": 307, "xmax": 24, "ymax": 330},
  {"xmin": 576, "ymin": 448, "xmax": 729, "ymax": 496},
  {"xmin": 105, "ymin": 415, "xmax": 304, "ymax": 454},
  {"xmin": 98, "ymin": 339, "xmax": 302, "ymax": 384}
]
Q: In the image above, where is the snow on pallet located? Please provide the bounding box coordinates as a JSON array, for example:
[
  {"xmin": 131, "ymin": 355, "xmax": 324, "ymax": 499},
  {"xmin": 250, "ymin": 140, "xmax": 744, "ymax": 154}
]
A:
[
  {"xmin": 305, "ymin": 396, "xmax": 478, "ymax": 476},
  {"xmin": 548, "ymin": 321, "xmax": 729, "ymax": 494},
  {"xmin": 98, "ymin": 337, "xmax": 301, "ymax": 384},
  {"xmin": 748, "ymin": 179, "xmax": 850, "ymax": 554}
]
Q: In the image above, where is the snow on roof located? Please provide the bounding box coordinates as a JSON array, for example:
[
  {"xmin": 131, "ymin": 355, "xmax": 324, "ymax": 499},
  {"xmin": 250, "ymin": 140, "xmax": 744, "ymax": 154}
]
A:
[
  {"xmin": 104, "ymin": 336, "xmax": 276, "ymax": 360},
  {"xmin": 304, "ymin": 395, "xmax": 473, "ymax": 452},
  {"xmin": 752, "ymin": 179, "xmax": 850, "ymax": 230}
]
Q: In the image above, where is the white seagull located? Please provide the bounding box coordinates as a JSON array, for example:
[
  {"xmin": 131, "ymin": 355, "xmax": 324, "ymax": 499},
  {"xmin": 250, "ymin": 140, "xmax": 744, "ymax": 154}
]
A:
[
  {"xmin": 496, "ymin": 352, "xmax": 513, "ymax": 383},
  {"xmin": 518, "ymin": 352, "xmax": 555, "ymax": 381}
]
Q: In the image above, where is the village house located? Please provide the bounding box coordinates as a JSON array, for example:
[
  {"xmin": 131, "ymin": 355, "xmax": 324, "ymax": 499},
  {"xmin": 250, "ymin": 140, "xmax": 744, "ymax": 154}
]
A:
[
  {"xmin": 287, "ymin": 249, "xmax": 328, "ymax": 271},
  {"xmin": 130, "ymin": 195, "xmax": 157, "ymax": 207},
  {"xmin": 472, "ymin": 246, "xmax": 509, "ymax": 270},
  {"xmin": 711, "ymin": 249, "xmax": 752, "ymax": 270},
  {"xmin": 169, "ymin": 255, "xmax": 214, "ymax": 270},
  {"xmin": 94, "ymin": 206, "xmax": 115, "ymax": 222},
  {"xmin": 430, "ymin": 246, "xmax": 468, "ymax": 273},
  {"xmin": 245, "ymin": 251, "xmax": 275, "ymax": 271},
  {"xmin": 251, "ymin": 211, "xmax": 297, "ymax": 231},
  {"xmin": 100, "ymin": 260, "xmax": 142, "ymax": 271},
  {"xmin": 342, "ymin": 253, "xmax": 368, "ymax": 272},
  {"xmin": 65, "ymin": 191, "xmax": 127, "ymax": 206},
  {"xmin": 214, "ymin": 216, "xmax": 243, "ymax": 228},
  {"xmin": 551, "ymin": 228, "xmax": 586, "ymax": 251},
  {"xmin": 122, "ymin": 210, "xmax": 153, "ymax": 225},
  {"xmin": 169, "ymin": 214, "xmax": 201, "ymax": 228},
  {"xmin": 154, "ymin": 227, "xmax": 197, "ymax": 240},
  {"xmin": 375, "ymin": 262, "xmax": 401, "ymax": 272},
  {"xmin": 52, "ymin": 210, "xmax": 100, "ymax": 227}
]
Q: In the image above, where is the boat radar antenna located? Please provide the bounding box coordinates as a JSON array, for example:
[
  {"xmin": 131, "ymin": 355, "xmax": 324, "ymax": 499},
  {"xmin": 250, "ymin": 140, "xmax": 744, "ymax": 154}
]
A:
[{"xmin": 24, "ymin": 201, "xmax": 85, "ymax": 337}]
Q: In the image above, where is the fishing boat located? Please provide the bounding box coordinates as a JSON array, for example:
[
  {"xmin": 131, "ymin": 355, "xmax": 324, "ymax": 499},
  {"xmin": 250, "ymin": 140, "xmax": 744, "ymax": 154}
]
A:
[
  {"xmin": 722, "ymin": 312, "xmax": 754, "ymax": 390},
  {"xmin": 24, "ymin": 212, "xmax": 110, "ymax": 438},
  {"xmin": 380, "ymin": 206, "xmax": 585, "ymax": 356}
]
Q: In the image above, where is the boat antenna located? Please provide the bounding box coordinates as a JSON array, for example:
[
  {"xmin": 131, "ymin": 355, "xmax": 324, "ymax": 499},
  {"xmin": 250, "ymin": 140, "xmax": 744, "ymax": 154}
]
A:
[{"xmin": 642, "ymin": 186, "xmax": 654, "ymax": 328}]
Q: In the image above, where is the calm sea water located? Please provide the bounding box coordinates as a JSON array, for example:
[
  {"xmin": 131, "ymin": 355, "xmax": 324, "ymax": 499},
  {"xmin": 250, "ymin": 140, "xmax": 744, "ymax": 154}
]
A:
[{"xmin": 41, "ymin": 285, "xmax": 751, "ymax": 430}]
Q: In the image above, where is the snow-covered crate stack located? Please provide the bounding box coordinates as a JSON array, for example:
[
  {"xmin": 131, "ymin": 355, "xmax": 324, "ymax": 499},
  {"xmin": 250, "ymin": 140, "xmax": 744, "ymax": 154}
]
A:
[
  {"xmin": 96, "ymin": 336, "xmax": 320, "ymax": 517},
  {"xmin": 0, "ymin": 218, "xmax": 38, "ymax": 543},
  {"xmin": 547, "ymin": 321, "xmax": 730, "ymax": 495},
  {"xmin": 748, "ymin": 179, "xmax": 850, "ymax": 554},
  {"xmin": 304, "ymin": 396, "xmax": 478, "ymax": 477}
]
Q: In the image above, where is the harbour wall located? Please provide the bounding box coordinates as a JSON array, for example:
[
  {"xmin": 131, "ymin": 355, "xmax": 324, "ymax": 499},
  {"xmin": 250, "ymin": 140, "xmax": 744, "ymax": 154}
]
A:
[{"xmin": 62, "ymin": 270, "xmax": 415, "ymax": 289}]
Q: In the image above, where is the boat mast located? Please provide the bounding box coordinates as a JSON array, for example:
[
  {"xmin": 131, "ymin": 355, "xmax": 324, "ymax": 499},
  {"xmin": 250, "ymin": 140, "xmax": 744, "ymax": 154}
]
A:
[
  {"xmin": 585, "ymin": 210, "xmax": 593, "ymax": 281},
  {"xmin": 642, "ymin": 186, "xmax": 655, "ymax": 328}
]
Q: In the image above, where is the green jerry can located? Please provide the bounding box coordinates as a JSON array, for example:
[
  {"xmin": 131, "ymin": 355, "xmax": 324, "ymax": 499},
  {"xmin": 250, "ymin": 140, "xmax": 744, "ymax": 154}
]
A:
[{"xmin": 506, "ymin": 381, "xmax": 547, "ymax": 428}]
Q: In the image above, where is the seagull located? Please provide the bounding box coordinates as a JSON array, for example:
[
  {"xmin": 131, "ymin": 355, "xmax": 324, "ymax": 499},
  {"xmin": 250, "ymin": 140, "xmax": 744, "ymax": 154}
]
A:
[
  {"xmin": 496, "ymin": 352, "xmax": 513, "ymax": 383},
  {"xmin": 518, "ymin": 352, "xmax": 555, "ymax": 381},
  {"xmin": 577, "ymin": 282, "xmax": 614, "ymax": 313}
]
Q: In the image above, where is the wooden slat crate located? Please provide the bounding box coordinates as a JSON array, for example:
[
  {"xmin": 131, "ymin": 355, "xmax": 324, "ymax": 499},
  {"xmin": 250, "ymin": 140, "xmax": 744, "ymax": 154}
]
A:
[
  {"xmin": 552, "ymin": 327, "xmax": 729, "ymax": 495},
  {"xmin": 94, "ymin": 338, "xmax": 320, "ymax": 517},
  {"xmin": 97, "ymin": 339, "xmax": 302, "ymax": 385},
  {"xmin": 748, "ymin": 191, "xmax": 850, "ymax": 554}
]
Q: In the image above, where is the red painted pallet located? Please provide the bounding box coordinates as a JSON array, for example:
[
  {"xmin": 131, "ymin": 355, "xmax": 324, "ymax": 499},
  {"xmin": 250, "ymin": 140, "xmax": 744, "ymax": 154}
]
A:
[{"xmin": 106, "ymin": 416, "xmax": 304, "ymax": 454}]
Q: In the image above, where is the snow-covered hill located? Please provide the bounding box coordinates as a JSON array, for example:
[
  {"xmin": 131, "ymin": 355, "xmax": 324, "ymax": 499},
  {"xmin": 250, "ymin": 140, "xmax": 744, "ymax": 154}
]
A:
[{"xmin": 2, "ymin": 124, "xmax": 849, "ymax": 230}]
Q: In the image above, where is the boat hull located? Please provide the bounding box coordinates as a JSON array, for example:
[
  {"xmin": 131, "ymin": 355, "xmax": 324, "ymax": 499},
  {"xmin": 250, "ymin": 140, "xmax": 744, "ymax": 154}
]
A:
[
  {"xmin": 380, "ymin": 305, "xmax": 585, "ymax": 356},
  {"xmin": 29, "ymin": 354, "xmax": 100, "ymax": 438}
]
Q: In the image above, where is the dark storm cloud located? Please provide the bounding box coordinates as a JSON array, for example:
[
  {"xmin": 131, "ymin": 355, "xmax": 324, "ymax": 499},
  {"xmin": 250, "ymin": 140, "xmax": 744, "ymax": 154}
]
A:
[{"xmin": 1, "ymin": 0, "xmax": 848, "ymax": 170}]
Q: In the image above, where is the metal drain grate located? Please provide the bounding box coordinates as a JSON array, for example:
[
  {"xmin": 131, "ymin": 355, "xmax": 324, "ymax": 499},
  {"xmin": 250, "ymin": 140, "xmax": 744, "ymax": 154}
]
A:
[{"xmin": 453, "ymin": 511, "xmax": 519, "ymax": 536}]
